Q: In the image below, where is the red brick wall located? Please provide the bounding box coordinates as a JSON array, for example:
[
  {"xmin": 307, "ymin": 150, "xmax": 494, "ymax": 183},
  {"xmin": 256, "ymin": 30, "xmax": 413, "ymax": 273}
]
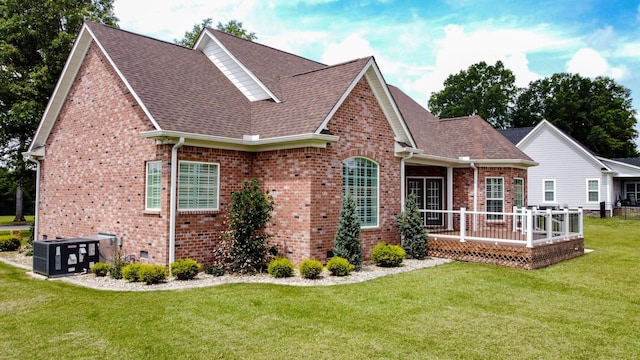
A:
[{"xmin": 38, "ymin": 44, "xmax": 170, "ymax": 264}]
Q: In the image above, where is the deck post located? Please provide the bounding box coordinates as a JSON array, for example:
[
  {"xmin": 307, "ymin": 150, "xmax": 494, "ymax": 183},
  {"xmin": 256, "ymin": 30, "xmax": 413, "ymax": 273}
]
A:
[
  {"xmin": 460, "ymin": 207, "xmax": 466, "ymax": 243},
  {"xmin": 563, "ymin": 208, "xmax": 569, "ymax": 240},
  {"xmin": 578, "ymin": 207, "xmax": 583, "ymax": 237},
  {"xmin": 546, "ymin": 208, "xmax": 553, "ymax": 243},
  {"xmin": 526, "ymin": 209, "xmax": 533, "ymax": 248}
]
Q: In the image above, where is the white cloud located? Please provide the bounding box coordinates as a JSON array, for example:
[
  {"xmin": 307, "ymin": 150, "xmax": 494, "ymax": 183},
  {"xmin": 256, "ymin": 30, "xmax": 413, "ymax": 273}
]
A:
[
  {"xmin": 566, "ymin": 48, "xmax": 628, "ymax": 80},
  {"xmin": 321, "ymin": 33, "xmax": 375, "ymax": 64}
]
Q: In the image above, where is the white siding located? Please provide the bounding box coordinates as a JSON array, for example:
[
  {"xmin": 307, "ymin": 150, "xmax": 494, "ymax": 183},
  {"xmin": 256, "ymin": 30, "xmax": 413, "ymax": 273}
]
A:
[
  {"xmin": 521, "ymin": 127, "xmax": 605, "ymax": 210},
  {"xmin": 201, "ymin": 39, "xmax": 271, "ymax": 102}
]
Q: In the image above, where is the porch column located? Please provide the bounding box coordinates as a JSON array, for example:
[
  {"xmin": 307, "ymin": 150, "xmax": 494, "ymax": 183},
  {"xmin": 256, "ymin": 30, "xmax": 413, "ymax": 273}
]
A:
[{"xmin": 447, "ymin": 167, "xmax": 453, "ymax": 230}]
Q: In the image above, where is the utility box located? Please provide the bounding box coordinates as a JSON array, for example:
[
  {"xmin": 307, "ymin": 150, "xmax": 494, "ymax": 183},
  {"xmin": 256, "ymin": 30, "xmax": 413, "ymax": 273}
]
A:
[{"xmin": 33, "ymin": 238, "xmax": 100, "ymax": 277}]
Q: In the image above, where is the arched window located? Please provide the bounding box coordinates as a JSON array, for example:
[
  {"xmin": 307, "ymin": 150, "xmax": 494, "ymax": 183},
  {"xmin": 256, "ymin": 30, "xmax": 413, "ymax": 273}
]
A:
[{"xmin": 343, "ymin": 157, "xmax": 378, "ymax": 227}]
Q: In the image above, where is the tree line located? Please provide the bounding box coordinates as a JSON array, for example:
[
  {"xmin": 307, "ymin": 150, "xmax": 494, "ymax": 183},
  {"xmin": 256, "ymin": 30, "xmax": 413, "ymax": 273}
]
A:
[{"xmin": 428, "ymin": 61, "xmax": 639, "ymax": 158}]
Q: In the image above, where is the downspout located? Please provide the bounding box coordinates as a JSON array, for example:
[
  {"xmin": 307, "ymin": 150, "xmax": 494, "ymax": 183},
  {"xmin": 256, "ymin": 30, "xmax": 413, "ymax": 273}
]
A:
[
  {"xmin": 470, "ymin": 162, "xmax": 478, "ymax": 231},
  {"xmin": 25, "ymin": 156, "xmax": 41, "ymax": 241},
  {"xmin": 169, "ymin": 137, "xmax": 185, "ymax": 267}
]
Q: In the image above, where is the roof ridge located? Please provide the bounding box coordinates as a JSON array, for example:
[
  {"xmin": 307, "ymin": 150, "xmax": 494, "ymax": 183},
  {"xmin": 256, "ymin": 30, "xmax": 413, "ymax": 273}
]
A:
[
  {"xmin": 286, "ymin": 57, "xmax": 371, "ymax": 78},
  {"xmin": 207, "ymin": 28, "xmax": 327, "ymax": 66},
  {"xmin": 86, "ymin": 20, "xmax": 192, "ymax": 50}
]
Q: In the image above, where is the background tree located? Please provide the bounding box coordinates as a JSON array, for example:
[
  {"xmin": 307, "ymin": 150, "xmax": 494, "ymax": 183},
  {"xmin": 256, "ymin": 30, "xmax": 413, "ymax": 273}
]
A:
[
  {"xmin": 333, "ymin": 192, "xmax": 362, "ymax": 270},
  {"xmin": 175, "ymin": 18, "xmax": 257, "ymax": 47},
  {"xmin": 0, "ymin": 0, "xmax": 118, "ymax": 220},
  {"xmin": 428, "ymin": 60, "xmax": 517, "ymax": 129},
  {"xmin": 512, "ymin": 73, "xmax": 638, "ymax": 158}
]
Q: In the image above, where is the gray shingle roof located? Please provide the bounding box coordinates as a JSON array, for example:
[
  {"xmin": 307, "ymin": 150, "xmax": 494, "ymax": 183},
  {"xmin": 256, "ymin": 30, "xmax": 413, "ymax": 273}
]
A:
[
  {"xmin": 498, "ymin": 127, "xmax": 535, "ymax": 145},
  {"xmin": 613, "ymin": 157, "xmax": 640, "ymax": 167}
]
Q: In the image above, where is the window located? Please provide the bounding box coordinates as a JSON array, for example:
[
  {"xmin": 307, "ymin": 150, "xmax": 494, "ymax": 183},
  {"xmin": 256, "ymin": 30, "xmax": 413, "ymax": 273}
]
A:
[
  {"xmin": 587, "ymin": 179, "xmax": 599, "ymax": 203},
  {"xmin": 543, "ymin": 179, "xmax": 556, "ymax": 202},
  {"xmin": 343, "ymin": 157, "xmax": 378, "ymax": 227},
  {"xmin": 486, "ymin": 177, "xmax": 504, "ymax": 221},
  {"xmin": 514, "ymin": 178, "xmax": 524, "ymax": 208},
  {"xmin": 178, "ymin": 161, "xmax": 219, "ymax": 211},
  {"xmin": 625, "ymin": 182, "xmax": 640, "ymax": 203},
  {"xmin": 145, "ymin": 161, "xmax": 162, "ymax": 210}
]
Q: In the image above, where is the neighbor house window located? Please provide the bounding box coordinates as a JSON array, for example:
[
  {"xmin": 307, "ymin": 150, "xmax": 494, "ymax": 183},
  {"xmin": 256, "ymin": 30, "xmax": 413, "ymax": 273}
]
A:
[
  {"xmin": 486, "ymin": 177, "xmax": 504, "ymax": 221},
  {"xmin": 343, "ymin": 157, "xmax": 378, "ymax": 227},
  {"xmin": 178, "ymin": 161, "xmax": 219, "ymax": 210},
  {"xmin": 587, "ymin": 179, "xmax": 599, "ymax": 203},
  {"xmin": 625, "ymin": 182, "xmax": 640, "ymax": 203},
  {"xmin": 145, "ymin": 161, "xmax": 162, "ymax": 211},
  {"xmin": 543, "ymin": 179, "xmax": 556, "ymax": 202},
  {"xmin": 514, "ymin": 177, "xmax": 524, "ymax": 208}
]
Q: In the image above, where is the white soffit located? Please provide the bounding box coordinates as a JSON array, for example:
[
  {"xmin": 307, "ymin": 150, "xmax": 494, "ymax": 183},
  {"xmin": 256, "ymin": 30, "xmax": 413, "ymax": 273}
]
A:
[{"xmin": 196, "ymin": 30, "xmax": 279, "ymax": 103}]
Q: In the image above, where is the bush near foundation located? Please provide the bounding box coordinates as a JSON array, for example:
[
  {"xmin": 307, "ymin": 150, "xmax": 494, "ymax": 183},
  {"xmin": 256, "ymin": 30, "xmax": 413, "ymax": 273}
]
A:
[
  {"xmin": 138, "ymin": 264, "xmax": 168, "ymax": 285},
  {"xmin": 267, "ymin": 257, "xmax": 294, "ymax": 278},
  {"xmin": 372, "ymin": 242, "xmax": 405, "ymax": 267},
  {"xmin": 326, "ymin": 257, "xmax": 354, "ymax": 276},
  {"xmin": 0, "ymin": 235, "xmax": 20, "ymax": 251},
  {"xmin": 299, "ymin": 259, "xmax": 323, "ymax": 279},
  {"xmin": 170, "ymin": 258, "xmax": 201, "ymax": 280},
  {"xmin": 90, "ymin": 262, "xmax": 110, "ymax": 277}
]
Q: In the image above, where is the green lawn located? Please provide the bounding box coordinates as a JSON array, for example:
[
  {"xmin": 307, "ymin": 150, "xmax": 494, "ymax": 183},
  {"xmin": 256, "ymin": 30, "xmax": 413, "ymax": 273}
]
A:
[
  {"xmin": 1, "ymin": 217, "xmax": 639, "ymax": 359},
  {"xmin": 0, "ymin": 215, "xmax": 33, "ymax": 225}
]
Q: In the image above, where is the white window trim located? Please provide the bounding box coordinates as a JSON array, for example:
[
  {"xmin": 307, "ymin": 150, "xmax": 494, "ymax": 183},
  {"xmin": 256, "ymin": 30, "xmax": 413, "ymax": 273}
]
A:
[
  {"xmin": 145, "ymin": 161, "xmax": 162, "ymax": 211},
  {"xmin": 343, "ymin": 157, "xmax": 379, "ymax": 228},
  {"xmin": 514, "ymin": 177, "xmax": 524, "ymax": 208},
  {"xmin": 178, "ymin": 160, "xmax": 220, "ymax": 212},
  {"xmin": 485, "ymin": 177, "xmax": 504, "ymax": 221},
  {"xmin": 543, "ymin": 179, "xmax": 556, "ymax": 203},
  {"xmin": 586, "ymin": 178, "xmax": 600, "ymax": 203}
]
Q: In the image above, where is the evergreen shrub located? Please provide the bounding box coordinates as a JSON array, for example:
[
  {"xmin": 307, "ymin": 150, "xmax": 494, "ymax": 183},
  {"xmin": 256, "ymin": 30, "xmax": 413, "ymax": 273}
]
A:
[
  {"xmin": 372, "ymin": 242, "xmax": 405, "ymax": 267},
  {"xmin": 396, "ymin": 194, "xmax": 429, "ymax": 259},
  {"xmin": 333, "ymin": 193, "xmax": 362, "ymax": 270},
  {"xmin": 170, "ymin": 258, "xmax": 201, "ymax": 280},
  {"xmin": 138, "ymin": 264, "xmax": 167, "ymax": 285},
  {"xmin": 0, "ymin": 235, "xmax": 20, "ymax": 251},
  {"xmin": 267, "ymin": 257, "xmax": 294, "ymax": 278},
  {"xmin": 90, "ymin": 262, "xmax": 110, "ymax": 277},
  {"xmin": 326, "ymin": 257, "xmax": 354, "ymax": 276},
  {"xmin": 299, "ymin": 259, "xmax": 323, "ymax": 279}
]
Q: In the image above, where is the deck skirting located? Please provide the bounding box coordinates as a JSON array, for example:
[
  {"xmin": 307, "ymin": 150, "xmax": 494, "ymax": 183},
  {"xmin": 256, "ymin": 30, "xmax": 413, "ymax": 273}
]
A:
[{"xmin": 427, "ymin": 237, "xmax": 584, "ymax": 269}]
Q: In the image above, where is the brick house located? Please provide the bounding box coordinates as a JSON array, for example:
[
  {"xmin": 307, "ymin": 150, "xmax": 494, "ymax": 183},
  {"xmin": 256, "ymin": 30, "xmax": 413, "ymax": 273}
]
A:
[{"xmin": 24, "ymin": 21, "xmax": 535, "ymax": 266}]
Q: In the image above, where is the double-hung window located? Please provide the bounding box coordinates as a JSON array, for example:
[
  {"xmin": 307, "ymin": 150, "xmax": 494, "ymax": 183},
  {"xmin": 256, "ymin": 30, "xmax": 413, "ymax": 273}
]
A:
[
  {"xmin": 486, "ymin": 177, "xmax": 504, "ymax": 221},
  {"xmin": 514, "ymin": 177, "xmax": 524, "ymax": 208},
  {"xmin": 178, "ymin": 161, "xmax": 219, "ymax": 211},
  {"xmin": 145, "ymin": 161, "xmax": 162, "ymax": 211},
  {"xmin": 587, "ymin": 179, "xmax": 599, "ymax": 203},
  {"xmin": 343, "ymin": 157, "xmax": 378, "ymax": 227},
  {"xmin": 543, "ymin": 179, "xmax": 556, "ymax": 203}
]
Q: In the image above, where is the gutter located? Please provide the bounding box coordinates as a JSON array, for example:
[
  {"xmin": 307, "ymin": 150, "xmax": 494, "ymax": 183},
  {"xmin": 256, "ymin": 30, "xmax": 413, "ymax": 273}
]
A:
[
  {"xmin": 169, "ymin": 137, "xmax": 185, "ymax": 268},
  {"xmin": 470, "ymin": 162, "xmax": 478, "ymax": 231}
]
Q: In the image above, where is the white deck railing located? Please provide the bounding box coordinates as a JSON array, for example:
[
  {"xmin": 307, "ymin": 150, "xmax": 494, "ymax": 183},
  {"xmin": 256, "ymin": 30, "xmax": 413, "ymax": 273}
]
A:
[{"xmin": 420, "ymin": 207, "xmax": 583, "ymax": 248}]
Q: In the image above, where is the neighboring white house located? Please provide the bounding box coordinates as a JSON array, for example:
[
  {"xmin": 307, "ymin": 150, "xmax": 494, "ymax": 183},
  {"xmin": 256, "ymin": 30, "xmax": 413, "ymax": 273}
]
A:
[{"xmin": 500, "ymin": 120, "xmax": 640, "ymax": 214}]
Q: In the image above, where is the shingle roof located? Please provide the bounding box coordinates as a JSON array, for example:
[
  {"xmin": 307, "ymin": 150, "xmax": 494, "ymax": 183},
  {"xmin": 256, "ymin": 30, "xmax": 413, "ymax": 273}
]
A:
[
  {"xmin": 613, "ymin": 157, "xmax": 640, "ymax": 167},
  {"xmin": 87, "ymin": 21, "xmax": 252, "ymax": 138},
  {"xmin": 498, "ymin": 127, "xmax": 534, "ymax": 145}
]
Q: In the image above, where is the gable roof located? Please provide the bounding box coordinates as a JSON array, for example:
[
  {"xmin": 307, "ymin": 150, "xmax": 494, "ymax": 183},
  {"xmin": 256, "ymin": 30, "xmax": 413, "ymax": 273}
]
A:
[
  {"xmin": 29, "ymin": 21, "xmax": 417, "ymax": 153},
  {"xmin": 498, "ymin": 127, "xmax": 535, "ymax": 145},
  {"xmin": 611, "ymin": 157, "xmax": 640, "ymax": 167}
]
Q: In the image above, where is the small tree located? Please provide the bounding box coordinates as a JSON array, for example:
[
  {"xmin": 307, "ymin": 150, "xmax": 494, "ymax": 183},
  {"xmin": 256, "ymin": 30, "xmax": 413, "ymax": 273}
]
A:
[
  {"xmin": 215, "ymin": 178, "xmax": 274, "ymax": 274},
  {"xmin": 333, "ymin": 192, "xmax": 362, "ymax": 270},
  {"xmin": 396, "ymin": 194, "xmax": 428, "ymax": 259}
]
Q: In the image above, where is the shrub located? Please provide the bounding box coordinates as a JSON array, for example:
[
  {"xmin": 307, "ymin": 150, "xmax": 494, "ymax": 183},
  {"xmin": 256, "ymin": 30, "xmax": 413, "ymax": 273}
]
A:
[
  {"xmin": 299, "ymin": 259, "xmax": 323, "ymax": 279},
  {"xmin": 372, "ymin": 242, "xmax": 405, "ymax": 267},
  {"xmin": 326, "ymin": 257, "xmax": 354, "ymax": 276},
  {"xmin": 333, "ymin": 193, "xmax": 362, "ymax": 270},
  {"xmin": 138, "ymin": 264, "xmax": 167, "ymax": 285},
  {"xmin": 396, "ymin": 193, "xmax": 429, "ymax": 259},
  {"xmin": 109, "ymin": 248, "xmax": 128, "ymax": 279},
  {"xmin": 0, "ymin": 235, "xmax": 21, "ymax": 251},
  {"xmin": 267, "ymin": 257, "xmax": 294, "ymax": 278},
  {"xmin": 122, "ymin": 263, "xmax": 143, "ymax": 282},
  {"xmin": 204, "ymin": 264, "xmax": 225, "ymax": 276},
  {"xmin": 170, "ymin": 258, "xmax": 201, "ymax": 280},
  {"xmin": 214, "ymin": 178, "xmax": 275, "ymax": 274},
  {"xmin": 91, "ymin": 262, "xmax": 111, "ymax": 277}
]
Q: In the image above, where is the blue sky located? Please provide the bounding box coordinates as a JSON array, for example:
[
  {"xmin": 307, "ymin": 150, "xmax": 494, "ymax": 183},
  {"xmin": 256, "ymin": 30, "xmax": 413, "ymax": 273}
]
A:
[{"xmin": 113, "ymin": 0, "xmax": 640, "ymax": 145}]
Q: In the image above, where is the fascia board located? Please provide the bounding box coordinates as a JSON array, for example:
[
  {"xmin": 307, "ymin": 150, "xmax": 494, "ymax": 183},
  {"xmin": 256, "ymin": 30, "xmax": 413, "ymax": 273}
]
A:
[
  {"xmin": 29, "ymin": 25, "xmax": 93, "ymax": 152},
  {"xmin": 315, "ymin": 58, "xmax": 417, "ymax": 148},
  {"xmin": 141, "ymin": 130, "xmax": 338, "ymax": 152},
  {"xmin": 598, "ymin": 157, "xmax": 640, "ymax": 172},
  {"xmin": 197, "ymin": 29, "xmax": 281, "ymax": 103}
]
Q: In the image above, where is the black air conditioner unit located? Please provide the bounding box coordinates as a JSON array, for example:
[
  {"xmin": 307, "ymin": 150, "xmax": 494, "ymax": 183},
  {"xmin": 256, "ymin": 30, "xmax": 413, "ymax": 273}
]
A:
[{"xmin": 33, "ymin": 238, "xmax": 100, "ymax": 277}]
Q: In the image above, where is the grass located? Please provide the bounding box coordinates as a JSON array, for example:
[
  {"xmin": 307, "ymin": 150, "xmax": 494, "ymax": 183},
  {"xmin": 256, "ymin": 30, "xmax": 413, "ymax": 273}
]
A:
[
  {"xmin": 0, "ymin": 215, "xmax": 33, "ymax": 225},
  {"xmin": 1, "ymin": 217, "xmax": 639, "ymax": 359}
]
